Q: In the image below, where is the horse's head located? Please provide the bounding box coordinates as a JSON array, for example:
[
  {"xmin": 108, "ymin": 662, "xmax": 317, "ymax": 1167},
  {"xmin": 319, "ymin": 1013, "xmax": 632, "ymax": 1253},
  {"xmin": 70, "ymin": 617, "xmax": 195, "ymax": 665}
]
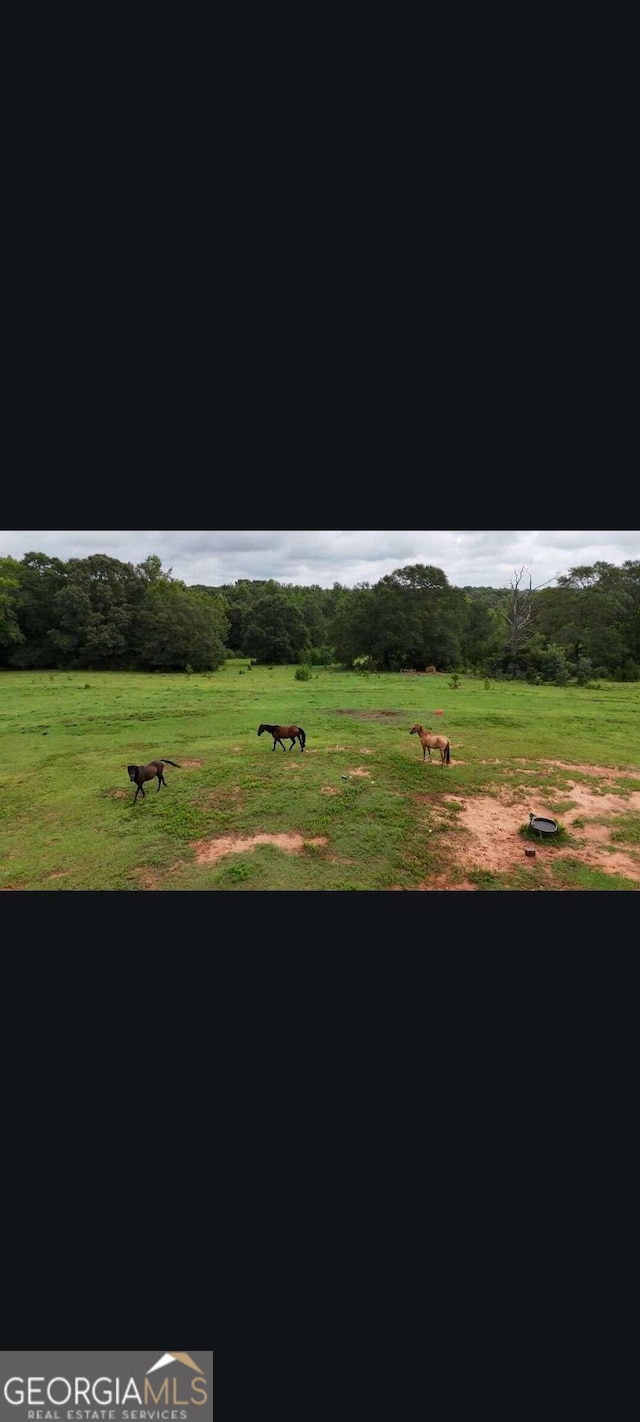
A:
[
  {"xmin": 127, "ymin": 765, "xmax": 138, "ymax": 781},
  {"xmin": 410, "ymin": 724, "xmax": 422, "ymax": 735},
  {"xmin": 257, "ymin": 725, "xmax": 266, "ymax": 736}
]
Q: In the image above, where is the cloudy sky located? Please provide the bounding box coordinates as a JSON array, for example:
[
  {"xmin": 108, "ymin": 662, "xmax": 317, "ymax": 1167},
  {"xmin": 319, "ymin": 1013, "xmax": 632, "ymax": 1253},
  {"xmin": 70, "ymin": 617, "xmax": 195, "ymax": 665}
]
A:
[{"xmin": 2, "ymin": 530, "xmax": 639, "ymax": 590}]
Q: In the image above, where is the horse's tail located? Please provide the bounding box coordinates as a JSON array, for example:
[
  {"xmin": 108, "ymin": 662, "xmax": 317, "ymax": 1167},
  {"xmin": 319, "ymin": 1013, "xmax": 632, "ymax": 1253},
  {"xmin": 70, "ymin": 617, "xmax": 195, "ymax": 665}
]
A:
[
  {"xmin": 444, "ymin": 741, "xmax": 450, "ymax": 764},
  {"xmin": 162, "ymin": 759, "xmax": 181, "ymax": 767},
  {"xmin": 299, "ymin": 727, "xmax": 306, "ymax": 750}
]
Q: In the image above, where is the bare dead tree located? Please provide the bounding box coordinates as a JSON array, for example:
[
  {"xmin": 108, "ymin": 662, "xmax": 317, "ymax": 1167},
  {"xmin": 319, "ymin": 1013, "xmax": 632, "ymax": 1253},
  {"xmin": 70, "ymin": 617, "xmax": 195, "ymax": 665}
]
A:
[{"xmin": 500, "ymin": 567, "xmax": 535, "ymax": 656}]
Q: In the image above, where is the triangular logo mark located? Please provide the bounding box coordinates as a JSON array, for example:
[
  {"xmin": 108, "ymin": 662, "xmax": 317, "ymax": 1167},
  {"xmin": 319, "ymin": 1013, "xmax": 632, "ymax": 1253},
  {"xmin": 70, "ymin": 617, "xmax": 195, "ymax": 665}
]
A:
[{"xmin": 147, "ymin": 1354, "xmax": 204, "ymax": 1376}]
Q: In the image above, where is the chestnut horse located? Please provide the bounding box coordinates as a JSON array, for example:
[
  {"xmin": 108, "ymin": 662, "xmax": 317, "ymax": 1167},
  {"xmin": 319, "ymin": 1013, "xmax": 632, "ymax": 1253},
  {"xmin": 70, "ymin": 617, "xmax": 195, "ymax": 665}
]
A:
[
  {"xmin": 410, "ymin": 723, "xmax": 450, "ymax": 764},
  {"xmin": 258, "ymin": 723, "xmax": 306, "ymax": 752}
]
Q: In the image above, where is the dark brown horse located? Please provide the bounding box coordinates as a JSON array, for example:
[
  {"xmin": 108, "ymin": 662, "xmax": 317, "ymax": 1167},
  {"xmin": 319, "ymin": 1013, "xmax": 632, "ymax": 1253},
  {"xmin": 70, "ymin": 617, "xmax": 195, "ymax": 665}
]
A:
[
  {"xmin": 258, "ymin": 723, "xmax": 306, "ymax": 752},
  {"xmin": 410, "ymin": 724, "xmax": 450, "ymax": 764},
  {"xmin": 127, "ymin": 758, "xmax": 181, "ymax": 801}
]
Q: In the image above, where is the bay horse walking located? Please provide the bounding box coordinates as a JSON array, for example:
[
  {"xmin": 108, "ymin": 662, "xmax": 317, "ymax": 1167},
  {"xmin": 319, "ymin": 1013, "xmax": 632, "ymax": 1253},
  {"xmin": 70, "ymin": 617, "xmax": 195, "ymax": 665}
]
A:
[
  {"xmin": 410, "ymin": 723, "xmax": 450, "ymax": 764},
  {"xmin": 258, "ymin": 723, "xmax": 306, "ymax": 752}
]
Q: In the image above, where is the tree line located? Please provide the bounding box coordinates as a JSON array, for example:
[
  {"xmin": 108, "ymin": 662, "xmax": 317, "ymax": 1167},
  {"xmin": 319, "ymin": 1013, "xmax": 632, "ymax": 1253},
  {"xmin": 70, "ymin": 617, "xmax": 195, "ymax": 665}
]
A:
[{"xmin": 1, "ymin": 550, "xmax": 640, "ymax": 682}]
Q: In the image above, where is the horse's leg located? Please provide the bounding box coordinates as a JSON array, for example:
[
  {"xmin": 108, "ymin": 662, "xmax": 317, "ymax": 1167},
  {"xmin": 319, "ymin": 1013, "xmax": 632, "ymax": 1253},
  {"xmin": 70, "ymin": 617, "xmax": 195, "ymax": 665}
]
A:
[
  {"xmin": 288, "ymin": 738, "xmax": 296, "ymax": 750},
  {"xmin": 279, "ymin": 739, "xmax": 286, "ymax": 751}
]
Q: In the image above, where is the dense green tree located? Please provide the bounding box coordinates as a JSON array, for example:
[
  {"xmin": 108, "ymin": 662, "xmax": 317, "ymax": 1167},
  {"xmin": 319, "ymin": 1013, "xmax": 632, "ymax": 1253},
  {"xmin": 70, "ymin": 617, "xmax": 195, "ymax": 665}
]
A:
[
  {"xmin": 7, "ymin": 552, "xmax": 68, "ymax": 667},
  {"xmin": 132, "ymin": 581, "xmax": 229, "ymax": 671},
  {"xmin": 137, "ymin": 554, "xmax": 173, "ymax": 585},
  {"xmin": 241, "ymin": 593, "xmax": 310, "ymax": 664},
  {"xmin": 0, "ymin": 556, "xmax": 24, "ymax": 653},
  {"xmin": 459, "ymin": 595, "xmax": 503, "ymax": 669},
  {"xmin": 46, "ymin": 554, "xmax": 142, "ymax": 668},
  {"xmin": 535, "ymin": 562, "xmax": 634, "ymax": 675},
  {"xmin": 327, "ymin": 586, "xmax": 373, "ymax": 666}
]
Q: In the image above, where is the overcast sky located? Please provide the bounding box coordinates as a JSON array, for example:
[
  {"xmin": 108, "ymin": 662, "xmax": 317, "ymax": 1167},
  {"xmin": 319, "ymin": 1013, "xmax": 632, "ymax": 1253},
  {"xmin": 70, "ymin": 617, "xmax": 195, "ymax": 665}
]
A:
[{"xmin": 2, "ymin": 530, "xmax": 639, "ymax": 590}]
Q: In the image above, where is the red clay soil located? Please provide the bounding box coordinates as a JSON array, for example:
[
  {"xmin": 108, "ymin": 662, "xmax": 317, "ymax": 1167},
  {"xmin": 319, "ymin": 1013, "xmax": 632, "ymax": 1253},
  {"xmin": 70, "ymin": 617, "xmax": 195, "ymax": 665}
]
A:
[{"xmin": 409, "ymin": 777, "xmax": 640, "ymax": 888}]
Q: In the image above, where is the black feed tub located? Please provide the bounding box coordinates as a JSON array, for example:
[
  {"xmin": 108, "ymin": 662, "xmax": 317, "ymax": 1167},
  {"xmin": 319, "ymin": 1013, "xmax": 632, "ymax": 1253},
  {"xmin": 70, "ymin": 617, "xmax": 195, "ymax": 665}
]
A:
[{"xmin": 529, "ymin": 814, "xmax": 558, "ymax": 838}]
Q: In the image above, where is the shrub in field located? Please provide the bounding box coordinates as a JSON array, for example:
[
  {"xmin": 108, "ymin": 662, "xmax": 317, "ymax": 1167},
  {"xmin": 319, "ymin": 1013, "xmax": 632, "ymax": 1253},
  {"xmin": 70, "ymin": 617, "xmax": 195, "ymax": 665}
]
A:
[
  {"xmin": 615, "ymin": 660, "xmax": 640, "ymax": 682},
  {"xmin": 295, "ymin": 664, "xmax": 312, "ymax": 681},
  {"xmin": 573, "ymin": 656, "xmax": 593, "ymax": 686},
  {"xmin": 305, "ymin": 645, "xmax": 334, "ymax": 666}
]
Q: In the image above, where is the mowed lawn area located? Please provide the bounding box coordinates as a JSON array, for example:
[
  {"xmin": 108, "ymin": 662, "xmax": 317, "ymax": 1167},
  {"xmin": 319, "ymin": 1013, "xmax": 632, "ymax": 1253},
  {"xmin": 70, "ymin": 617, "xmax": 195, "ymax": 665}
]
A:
[{"xmin": 2, "ymin": 663, "xmax": 640, "ymax": 890}]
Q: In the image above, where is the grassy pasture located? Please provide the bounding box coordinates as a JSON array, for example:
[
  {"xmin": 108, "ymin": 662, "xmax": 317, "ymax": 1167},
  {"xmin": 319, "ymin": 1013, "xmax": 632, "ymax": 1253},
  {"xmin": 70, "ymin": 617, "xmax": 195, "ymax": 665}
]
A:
[{"xmin": 1, "ymin": 664, "xmax": 640, "ymax": 891}]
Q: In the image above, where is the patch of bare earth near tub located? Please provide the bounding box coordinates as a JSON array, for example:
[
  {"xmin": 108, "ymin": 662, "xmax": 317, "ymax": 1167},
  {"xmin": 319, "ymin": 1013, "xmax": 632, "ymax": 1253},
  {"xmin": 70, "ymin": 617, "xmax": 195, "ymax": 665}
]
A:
[
  {"xmin": 191, "ymin": 833, "xmax": 329, "ymax": 864},
  {"xmin": 347, "ymin": 767, "xmax": 371, "ymax": 778},
  {"xmin": 412, "ymin": 775, "xmax": 640, "ymax": 887}
]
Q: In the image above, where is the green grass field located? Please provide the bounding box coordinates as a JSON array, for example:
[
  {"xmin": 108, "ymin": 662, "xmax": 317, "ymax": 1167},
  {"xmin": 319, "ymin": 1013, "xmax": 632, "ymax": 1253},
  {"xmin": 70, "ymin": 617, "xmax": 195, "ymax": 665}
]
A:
[{"xmin": 2, "ymin": 663, "xmax": 640, "ymax": 890}]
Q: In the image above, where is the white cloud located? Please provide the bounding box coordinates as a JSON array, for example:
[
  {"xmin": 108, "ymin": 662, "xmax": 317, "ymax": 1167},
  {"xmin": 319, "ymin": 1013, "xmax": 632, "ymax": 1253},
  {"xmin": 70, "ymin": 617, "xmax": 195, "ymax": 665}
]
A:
[{"xmin": 2, "ymin": 530, "xmax": 639, "ymax": 590}]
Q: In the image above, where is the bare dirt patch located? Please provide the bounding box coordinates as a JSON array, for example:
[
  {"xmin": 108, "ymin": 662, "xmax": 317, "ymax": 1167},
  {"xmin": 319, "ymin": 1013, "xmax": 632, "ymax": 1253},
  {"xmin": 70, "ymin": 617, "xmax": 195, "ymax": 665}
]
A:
[
  {"xmin": 138, "ymin": 869, "xmax": 160, "ymax": 890},
  {"xmin": 347, "ymin": 766, "xmax": 371, "ymax": 778},
  {"xmin": 425, "ymin": 782, "xmax": 640, "ymax": 885},
  {"xmin": 543, "ymin": 760, "xmax": 640, "ymax": 782},
  {"xmin": 320, "ymin": 786, "xmax": 338, "ymax": 795},
  {"xmin": 105, "ymin": 787, "xmax": 130, "ymax": 799},
  {"xmin": 359, "ymin": 747, "xmax": 374, "ymax": 754},
  {"xmin": 46, "ymin": 870, "xmax": 70, "ymax": 881},
  {"xmin": 191, "ymin": 833, "xmax": 329, "ymax": 865},
  {"xmin": 179, "ymin": 759, "xmax": 203, "ymax": 768},
  {"xmin": 560, "ymin": 782, "xmax": 640, "ymax": 817}
]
